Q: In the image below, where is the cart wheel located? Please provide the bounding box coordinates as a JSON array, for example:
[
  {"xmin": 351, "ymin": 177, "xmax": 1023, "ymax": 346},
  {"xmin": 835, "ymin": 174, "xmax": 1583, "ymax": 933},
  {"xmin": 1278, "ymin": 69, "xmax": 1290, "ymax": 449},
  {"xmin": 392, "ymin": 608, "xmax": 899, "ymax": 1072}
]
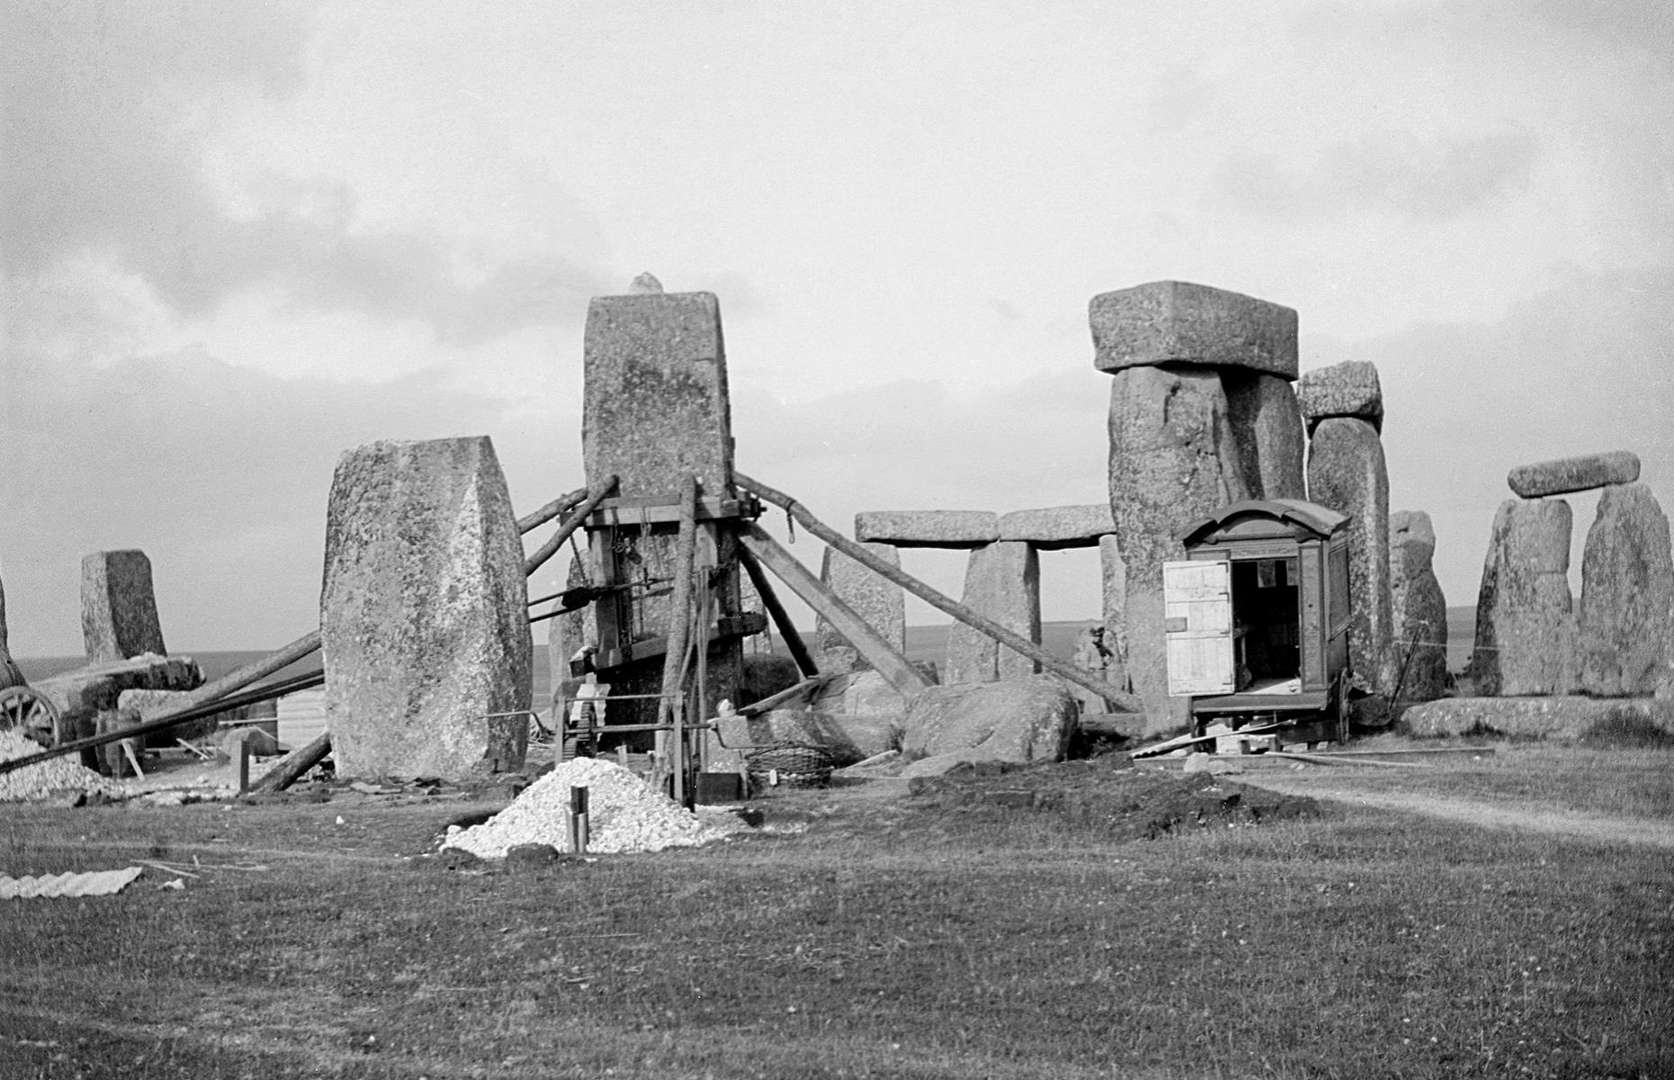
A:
[{"xmin": 0, "ymin": 685, "xmax": 62, "ymax": 748}]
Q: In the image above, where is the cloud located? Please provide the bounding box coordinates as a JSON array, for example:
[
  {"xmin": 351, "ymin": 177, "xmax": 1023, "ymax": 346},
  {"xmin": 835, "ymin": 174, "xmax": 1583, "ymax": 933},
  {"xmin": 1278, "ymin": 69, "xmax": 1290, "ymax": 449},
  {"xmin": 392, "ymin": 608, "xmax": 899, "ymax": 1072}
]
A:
[{"xmin": 1212, "ymin": 130, "xmax": 1539, "ymax": 223}]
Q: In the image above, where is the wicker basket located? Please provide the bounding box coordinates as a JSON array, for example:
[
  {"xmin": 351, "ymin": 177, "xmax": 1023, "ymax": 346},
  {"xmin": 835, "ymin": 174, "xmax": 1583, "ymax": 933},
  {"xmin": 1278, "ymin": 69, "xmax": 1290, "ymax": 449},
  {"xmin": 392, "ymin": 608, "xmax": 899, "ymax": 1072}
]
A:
[{"xmin": 745, "ymin": 744, "xmax": 838, "ymax": 789}]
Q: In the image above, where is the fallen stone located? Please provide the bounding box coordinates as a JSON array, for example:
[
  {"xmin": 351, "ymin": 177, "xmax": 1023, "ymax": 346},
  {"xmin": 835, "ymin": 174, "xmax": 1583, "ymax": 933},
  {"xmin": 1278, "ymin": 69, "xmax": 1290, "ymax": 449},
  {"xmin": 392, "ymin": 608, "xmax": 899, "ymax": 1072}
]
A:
[
  {"xmin": 1223, "ymin": 370, "xmax": 1306, "ymax": 499},
  {"xmin": 1508, "ymin": 450, "xmax": 1640, "ymax": 499},
  {"xmin": 996, "ymin": 505, "xmax": 1116, "ymax": 549},
  {"xmin": 1089, "ymin": 280, "xmax": 1298, "ymax": 379},
  {"xmin": 1402, "ymin": 696, "xmax": 1674, "ymax": 742},
  {"xmin": 505, "ymin": 843, "xmax": 563, "ymax": 872},
  {"xmin": 1307, "ymin": 416, "xmax": 1395, "ymax": 692},
  {"xmin": 116, "ymin": 687, "xmax": 221, "ymax": 742},
  {"xmin": 1577, "ymin": 483, "xmax": 1673, "ymax": 696},
  {"xmin": 901, "ymin": 676, "xmax": 1077, "ymax": 764},
  {"xmin": 715, "ymin": 707, "xmax": 867, "ymax": 767},
  {"xmin": 1296, "ymin": 361, "xmax": 1384, "ymax": 434},
  {"xmin": 1106, "ymin": 364, "xmax": 1250, "ymax": 732},
  {"xmin": 81, "ymin": 550, "xmax": 167, "ymax": 663},
  {"xmin": 943, "ymin": 541, "xmax": 1040, "ymax": 684},
  {"xmin": 321, "ymin": 436, "xmax": 532, "ymax": 780},
  {"xmin": 1389, "ymin": 510, "xmax": 1448, "ymax": 702},
  {"xmin": 816, "ymin": 541, "xmax": 905, "ymax": 671},
  {"xmin": 854, "ymin": 511, "xmax": 999, "ymax": 548},
  {"xmin": 35, "ymin": 654, "xmax": 203, "ymax": 741},
  {"xmin": 1467, "ymin": 498, "xmax": 1579, "ymax": 697},
  {"xmin": 809, "ymin": 668, "xmax": 916, "ymax": 759},
  {"xmin": 1182, "ymin": 752, "xmax": 1244, "ymax": 775}
]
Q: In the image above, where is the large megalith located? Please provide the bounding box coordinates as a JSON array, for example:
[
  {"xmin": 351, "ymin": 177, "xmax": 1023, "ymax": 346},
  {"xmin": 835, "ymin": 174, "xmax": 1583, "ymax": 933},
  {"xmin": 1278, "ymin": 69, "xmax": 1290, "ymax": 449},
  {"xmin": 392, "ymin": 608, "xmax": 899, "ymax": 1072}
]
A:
[
  {"xmin": 1388, "ymin": 511, "xmax": 1448, "ymax": 701},
  {"xmin": 321, "ymin": 436, "xmax": 532, "ymax": 780},
  {"xmin": 944, "ymin": 541, "xmax": 1040, "ymax": 684},
  {"xmin": 1223, "ymin": 371, "xmax": 1306, "ymax": 499},
  {"xmin": 0, "ymin": 567, "xmax": 22, "ymax": 688},
  {"xmin": 1468, "ymin": 498, "xmax": 1578, "ymax": 696},
  {"xmin": 816, "ymin": 541, "xmax": 905, "ymax": 673},
  {"xmin": 901, "ymin": 676, "xmax": 1077, "ymax": 764},
  {"xmin": 1577, "ymin": 483, "xmax": 1673, "ymax": 696},
  {"xmin": 81, "ymin": 550, "xmax": 167, "ymax": 663}
]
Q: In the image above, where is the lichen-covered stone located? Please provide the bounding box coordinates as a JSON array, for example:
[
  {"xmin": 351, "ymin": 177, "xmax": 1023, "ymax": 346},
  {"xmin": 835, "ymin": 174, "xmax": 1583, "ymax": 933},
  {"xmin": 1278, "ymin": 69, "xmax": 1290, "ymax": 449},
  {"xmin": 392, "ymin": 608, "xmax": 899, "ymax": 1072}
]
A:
[
  {"xmin": 1223, "ymin": 371, "xmax": 1306, "ymax": 499},
  {"xmin": 1307, "ymin": 417, "xmax": 1395, "ymax": 692},
  {"xmin": 1508, "ymin": 450, "xmax": 1640, "ymax": 498},
  {"xmin": 1296, "ymin": 361, "xmax": 1383, "ymax": 434},
  {"xmin": 944, "ymin": 541, "xmax": 1040, "ymax": 684},
  {"xmin": 901, "ymin": 676, "xmax": 1077, "ymax": 763},
  {"xmin": 1467, "ymin": 499, "xmax": 1578, "ymax": 696},
  {"xmin": 816, "ymin": 542, "xmax": 904, "ymax": 672},
  {"xmin": 996, "ymin": 505, "xmax": 1116, "ymax": 549},
  {"xmin": 1099, "ymin": 535, "xmax": 1130, "ymax": 696},
  {"xmin": 322, "ymin": 437, "xmax": 532, "ymax": 780},
  {"xmin": 1107, "ymin": 365, "xmax": 1250, "ymax": 732},
  {"xmin": 81, "ymin": 550, "xmax": 166, "ymax": 662},
  {"xmin": 1389, "ymin": 510, "xmax": 1448, "ymax": 702},
  {"xmin": 1577, "ymin": 483, "xmax": 1673, "ymax": 696},
  {"xmin": 34, "ymin": 654, "xmax": 203, "ymax": 742},
  {"xmin": 1089, "ymin": 281, "xmax": 1298, "ymax": 379},
  {"xmin": 1402, "ymin": 696, "xmax": 1673, "ymax": 741},
  {"xmin": 854, "ymin": 511, "xmax": 999, "ymax": 548}
]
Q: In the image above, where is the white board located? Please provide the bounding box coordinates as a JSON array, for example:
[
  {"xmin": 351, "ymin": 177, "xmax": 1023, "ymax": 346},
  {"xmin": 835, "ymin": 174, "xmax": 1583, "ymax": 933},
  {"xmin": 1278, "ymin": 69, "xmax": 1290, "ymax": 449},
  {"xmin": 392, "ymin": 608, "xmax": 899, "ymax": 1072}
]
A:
[{"xmin": 1163, "ymin": 559, "xmax": 1234, "ymax": 696}]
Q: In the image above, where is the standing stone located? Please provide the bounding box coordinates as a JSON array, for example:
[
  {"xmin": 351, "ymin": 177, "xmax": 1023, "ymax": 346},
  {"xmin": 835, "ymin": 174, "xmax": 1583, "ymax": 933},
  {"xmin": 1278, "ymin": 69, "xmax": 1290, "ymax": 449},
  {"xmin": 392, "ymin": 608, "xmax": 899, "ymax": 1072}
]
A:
[
  {"xmin": 1509, "ymin": 451, "xmax": 1640, "ymax": 499},
  {"xmin": 546, "ymin": 555, "xmax": 596, "ymax": 716},
  {"xmin": 1468, "ymin": 498, "xmax": 1578, "ymax": 696},
  {"xmin": 1223, "ymin": 371, "xmax": 1307, "ymax": 499},
  {"xmin": 81, "ymin": 550, "xmax": 166, "ymax": 663},
  {"xmin": 816, "ymin": 542, "xmax": 905, "ymax": 673},
  {"xmin": 1107, "ymin": 365, "xmax": 1250, "ymax": 730},
  {"xmin": 997, "ymin": 505, "xmax": 1115, "ymax": 548},
  {"xmin": 1296, "ymin": 360, "xmax": 1384, "ymax": 435},
  {"xmin": 1090, "ymin": 281, "xmax": 1299, "ymax": 379},
  {"xmin": 1388, "ymin": 511, "xmax": 1448, "ymax": 702},
  {"xmin": 1306, "ymin": 417, "xmax": 1395, "ymax": 693},
  {"xmin": 944, "ymin": 541, "xmax": 1040, "ymax": 684},
  {"xmin": 1577, "ymin": 483, "xmax": 1674, "ymax": 696},
  {"xmin": 321, "ymin": 437, "xmax": 532, "ymax": 780},
  {"xmin": 1099, "ymin": 535, "xmax": 1130, "ymax": 694}
]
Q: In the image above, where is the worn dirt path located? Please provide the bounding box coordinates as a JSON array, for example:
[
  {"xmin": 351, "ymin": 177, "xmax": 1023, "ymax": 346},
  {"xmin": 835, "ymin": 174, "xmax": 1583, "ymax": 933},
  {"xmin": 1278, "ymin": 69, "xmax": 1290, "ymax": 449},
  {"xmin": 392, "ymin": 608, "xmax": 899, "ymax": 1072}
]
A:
[{"xmin": 1238, "ymin": 774, "xmax": 1674, "ymax": 850}]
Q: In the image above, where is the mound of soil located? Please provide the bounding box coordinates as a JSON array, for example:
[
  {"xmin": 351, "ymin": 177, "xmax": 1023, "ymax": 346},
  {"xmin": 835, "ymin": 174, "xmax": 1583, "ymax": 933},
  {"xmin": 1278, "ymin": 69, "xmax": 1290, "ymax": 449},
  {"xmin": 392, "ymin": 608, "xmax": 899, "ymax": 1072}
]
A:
[{"xmin": 902, "ymin": 757, "xmax": 1320, "ymax": 840}]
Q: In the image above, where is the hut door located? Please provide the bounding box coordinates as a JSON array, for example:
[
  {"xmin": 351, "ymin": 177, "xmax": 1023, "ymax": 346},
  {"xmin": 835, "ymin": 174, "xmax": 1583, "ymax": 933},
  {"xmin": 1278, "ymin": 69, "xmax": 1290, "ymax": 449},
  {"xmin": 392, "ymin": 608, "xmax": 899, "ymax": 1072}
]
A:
[{"xmin": 1162, "ymin": 559, "xmax": 1235, "ymax": 696}]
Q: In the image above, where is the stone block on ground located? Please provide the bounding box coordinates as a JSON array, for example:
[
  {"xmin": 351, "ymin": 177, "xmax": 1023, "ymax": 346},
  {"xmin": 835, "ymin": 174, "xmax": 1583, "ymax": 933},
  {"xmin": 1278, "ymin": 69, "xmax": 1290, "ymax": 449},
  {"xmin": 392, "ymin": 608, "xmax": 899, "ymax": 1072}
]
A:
[
  {"xmin": 997, "ymin": 505, "xmax": 1116, "ymax": 549},
  {"xmin": 1467, "ymin": 498, "xmax": 1578, "ymax": 696},
  {"xmin": 854, "ymin": 511, "xmax": 999, "ymax": 548},
  {"xmin": 1577, "ymin": 483, "xmax": 1673, "ymax": 696},
  {"xmin": 816, "ymin": 541, "xmax": 904, "ymax": 671},
  {"xmin": 943, "ymin": 541, "xmax": 1040, "ymax": 684},
  {"xmin": 1089, "ymin": 281, "xmax": 1298, "ymax": 379},
  {"xmin": 81, "ymin": 550, "xmax": 167, "ymax": 662},
  {"xmin": 1222, "ymin": 371, "xmax": 1306, "ymax": 499},
  {"xmin": 1296, "ymin": 361, "xmax": 1384, "ymax": 434},
  {"xmin": 714, "ymin": 707, "xmax": 868, "ymax": 767},
  {"xmin": 1389, "ymin": 510, "xmax": 1448, "ymax": 702},
  {"xmin": 901, "ymin": 676, "xmax": 1078, "ymax": 764},
  {"xmin": 35, "ymin": 654, "xmax": 203, "ymax": 740},
  {"xmin": 1508, "ymin": 450, "xmax": 1640, "ymax": 499},
  {"xmin": 1307, "ymin": 416, "xmax": 1395, "ymax": 692},
  {"xmin": 1401, "ymin": 696, "xmax": 1674, "ymax": 742},
  {"xmin": 321, "ymin": 436, "xmax": 532, "ymax": 780},
  {"xmin": 1106, "ymin": 364, "xmax": 1250, "ymax": 732}
]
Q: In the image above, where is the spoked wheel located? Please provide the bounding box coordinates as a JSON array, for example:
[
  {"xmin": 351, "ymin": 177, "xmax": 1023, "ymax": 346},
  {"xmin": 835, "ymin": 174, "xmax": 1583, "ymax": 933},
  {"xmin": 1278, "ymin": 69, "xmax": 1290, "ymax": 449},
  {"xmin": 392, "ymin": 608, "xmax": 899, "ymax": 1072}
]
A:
[{"xmin": 0, "ymin": 685, "xmax": 63, "ymax": 748}]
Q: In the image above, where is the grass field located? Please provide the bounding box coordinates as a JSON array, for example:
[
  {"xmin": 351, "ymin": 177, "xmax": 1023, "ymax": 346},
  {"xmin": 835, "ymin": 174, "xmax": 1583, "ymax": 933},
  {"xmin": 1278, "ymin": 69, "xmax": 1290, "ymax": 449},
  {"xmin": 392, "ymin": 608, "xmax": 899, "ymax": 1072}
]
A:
[{"xmin": 3, "ymin": 746, "xmax": 1671, "ymax": 1079}]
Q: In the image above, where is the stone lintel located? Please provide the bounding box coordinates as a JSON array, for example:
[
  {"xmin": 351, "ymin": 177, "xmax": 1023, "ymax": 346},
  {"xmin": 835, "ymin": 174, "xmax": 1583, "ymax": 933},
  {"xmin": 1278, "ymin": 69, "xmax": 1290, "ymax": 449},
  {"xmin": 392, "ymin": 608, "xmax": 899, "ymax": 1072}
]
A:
[
  {"xmin": 854, "ymin": 510, "xmax": 1000, "ymax": 548},
  {"xmin": 1297, "ymin": 360, "xmax": 1383, "ymax": 433},
  {"xmin": 1089, "ymin": 280, "xmax": 1298, "ymax": 380},
  {"xmin": 1508, "ymin": 450, "xmax": 1640, "ymax": 499},
  {"xmin": 997, "ymin": 505, "xmax": 1116, "ymax": 549}
]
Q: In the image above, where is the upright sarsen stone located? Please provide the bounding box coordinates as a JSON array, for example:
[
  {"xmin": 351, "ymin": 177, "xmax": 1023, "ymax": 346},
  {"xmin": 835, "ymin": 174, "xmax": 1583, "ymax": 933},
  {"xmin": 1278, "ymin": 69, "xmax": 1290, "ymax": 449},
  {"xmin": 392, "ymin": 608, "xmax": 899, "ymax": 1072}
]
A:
[
  {"xmin": 1307, "ymin": 417, "xmax": 1394, "ymax": 692},
  {"xmin": 944, "ymin": 541, "xmax": 1040, "ymax": 684},
  {"xmin": 322, "ymin": 437, "xmax": 532, "ymax": 780},
  {"xmin": 1389, "ymin": 511, "xmax": 1448, "ymax": 701},
  {"xmin": 1223, "ymin": 371, "xmax": 1306, "ymax": 499},
  {"xmin": 817, "ymin": 542, "xmax": 905, "ymax": 673},
  {"xmin": 1577, "ymin": 483, "xmax": 1673, "ymax": 696},
  {"xmin": 81, "ymin": 550, "xmax": 167, "ymax": 662},
  {"xmin": 1468, "ymin": 498, "xmax": 1577, "ymax": 696}
]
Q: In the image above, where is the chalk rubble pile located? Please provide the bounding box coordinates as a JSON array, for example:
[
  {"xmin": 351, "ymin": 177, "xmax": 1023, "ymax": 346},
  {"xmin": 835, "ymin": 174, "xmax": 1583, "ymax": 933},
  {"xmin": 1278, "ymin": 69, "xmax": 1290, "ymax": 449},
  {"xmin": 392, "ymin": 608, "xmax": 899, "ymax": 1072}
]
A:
[
  {"xmin": 441, "ymin": 757, "xmax": 739, "ymax": 858},
  {"xmin": 0, "ymin": 729, "xmax": 127, "ymax": 802}
]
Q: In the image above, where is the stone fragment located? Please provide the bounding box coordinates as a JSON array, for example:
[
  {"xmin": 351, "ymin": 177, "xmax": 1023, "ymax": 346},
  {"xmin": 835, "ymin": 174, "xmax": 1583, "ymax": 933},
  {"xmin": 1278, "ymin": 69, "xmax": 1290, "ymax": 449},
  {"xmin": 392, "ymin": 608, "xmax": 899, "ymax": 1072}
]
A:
[
  {"xmin": 1388, "ymin": 511, "xmax": 1449, "ymax": 702},
  {"xmin": 943, "ymin": 542, "xmax": 1040, "ymax": 684},
  {"xmin": 901, "ymin": 676, "xmax": 1078, "ymax": 763},
  {"xmin": 854, "ymin": 511, "xmax": 999, "ymax": 548},
  {"xmin": 1306, "ymin": 417, "xmax": 1395, "ymax": 692},
  {"xmin": 1089, "ymin": 281, "xmax": 1298, "ymax": 379},
  {"xmin": 996, "ymin": 505, "xmax": 1116, "ymax": 549},
  {"xmin": 81, "ymin": 550, "xmax": 167, "ymax": 662},
  {"xmin": 1508, "ymin": 450, "xmax": 1641, "ymax": 498},
  {"xmin": 321, "ymin": 437, "xmax": 532, "ymax": 780},
  {"xmin": 1223, "ymin": 371, "xmax": 1306, "ymax": 499},
  {"xmin": 816, "ymin": 542, "xmax": 905, "ymax": 672},
  {"xmin": 1296, "ymin": 361, "xmax": 1384, "ymax": 433},
  {"xmin": 1577, "ymin": 483, "xmax": 1674, "ymax": 696},
  {"xmin": 582, "ymin": 290, "xmax": 732, "ymax": 497},
  {"xmin": 1467, "ymin": 499, "xmax": 1578, "ymax": 696},
  {"xmin": 1402, "ymin": 696, "xmax": 1673, "ymax": 742},
  {"xmin": 1106, "ymin": 364, "xmax": 1250, "ymax": 732}
]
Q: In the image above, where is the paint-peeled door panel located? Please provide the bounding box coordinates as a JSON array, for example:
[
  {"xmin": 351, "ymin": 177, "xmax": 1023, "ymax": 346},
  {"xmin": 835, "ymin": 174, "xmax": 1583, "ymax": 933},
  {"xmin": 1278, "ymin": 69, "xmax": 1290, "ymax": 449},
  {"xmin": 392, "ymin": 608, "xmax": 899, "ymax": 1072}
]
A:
[{"xmin": 1163, "ymin": 559, "xmax": 1234, "ymax": 696}]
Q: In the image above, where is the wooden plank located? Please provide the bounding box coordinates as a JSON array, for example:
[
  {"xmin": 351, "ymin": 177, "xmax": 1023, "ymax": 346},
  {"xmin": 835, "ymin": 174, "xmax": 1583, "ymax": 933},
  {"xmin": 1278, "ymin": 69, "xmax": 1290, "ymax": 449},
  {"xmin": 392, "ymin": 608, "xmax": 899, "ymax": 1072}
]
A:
[
  {"xmin": 736, "ymin": 544, "xmax": 820, "ymax": 678},
  {"xmin": 738, "ymin": 525, "xmax": 931, "ymax": 699}
]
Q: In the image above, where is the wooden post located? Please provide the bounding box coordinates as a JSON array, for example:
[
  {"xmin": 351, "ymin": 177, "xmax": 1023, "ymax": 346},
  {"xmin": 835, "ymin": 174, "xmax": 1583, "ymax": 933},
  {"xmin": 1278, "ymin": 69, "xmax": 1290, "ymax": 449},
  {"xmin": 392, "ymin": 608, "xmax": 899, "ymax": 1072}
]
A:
[
  {"xmin": 737, "ymin": 545, "xmax": 820, "ymax": 678},
  {"xmin": 659, "ymin": 475, "xmax": 700, "ymax": 808},
  {"xmin": 516, "ymin": 486, "xmax": 588, "ymax": 534},
  {"xmin": 736, "ymin": 472, "xmax": 1143, "ymax": 712},
  {"xmin": 737, "ymin": 524, "xmax": 931, "ymax": 698},
  {"xmin": 523, "ymin": 475, "xmax": 619, "ymax": 577},
  {"xmin": 247, "ymin": 731, "xmax": 331, "ymax": 793}
]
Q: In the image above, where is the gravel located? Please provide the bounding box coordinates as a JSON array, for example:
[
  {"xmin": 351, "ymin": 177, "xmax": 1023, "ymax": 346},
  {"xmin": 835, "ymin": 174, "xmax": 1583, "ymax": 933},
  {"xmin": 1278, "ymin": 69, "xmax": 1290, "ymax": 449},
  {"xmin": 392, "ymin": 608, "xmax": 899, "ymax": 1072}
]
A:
[
  {"xmin": 440, "ymin": 756, "xmax": 740, "ymax": 858},
  {"xmin": 0, "ymin": 729, "xmax": 128, "ymax": 803}
]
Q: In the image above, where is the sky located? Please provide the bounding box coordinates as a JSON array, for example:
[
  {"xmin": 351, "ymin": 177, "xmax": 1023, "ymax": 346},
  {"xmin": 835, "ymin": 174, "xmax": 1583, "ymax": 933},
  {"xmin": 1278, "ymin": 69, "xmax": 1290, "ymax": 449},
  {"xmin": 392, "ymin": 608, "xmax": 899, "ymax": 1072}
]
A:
[{"xmin": 2, "ymin": 0, "xmax": 1670, "ymax": 656}]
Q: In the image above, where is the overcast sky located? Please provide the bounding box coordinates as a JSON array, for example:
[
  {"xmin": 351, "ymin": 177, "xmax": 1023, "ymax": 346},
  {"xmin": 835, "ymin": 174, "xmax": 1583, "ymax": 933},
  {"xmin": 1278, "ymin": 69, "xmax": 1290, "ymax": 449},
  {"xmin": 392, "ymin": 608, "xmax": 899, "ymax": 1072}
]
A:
[{"xmin": 3, "ymin": 1, "xmax": 1670, "ymax": 656}]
